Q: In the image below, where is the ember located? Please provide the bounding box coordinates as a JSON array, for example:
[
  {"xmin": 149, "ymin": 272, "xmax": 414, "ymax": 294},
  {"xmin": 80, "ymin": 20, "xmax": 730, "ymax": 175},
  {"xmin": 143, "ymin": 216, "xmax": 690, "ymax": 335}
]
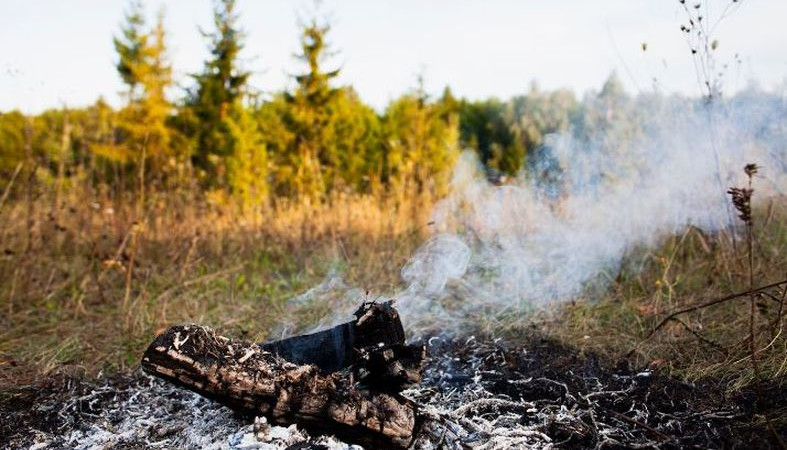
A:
[{"xmin": 1, "ymin": 332, "xmax": 782, "ymax": 449}]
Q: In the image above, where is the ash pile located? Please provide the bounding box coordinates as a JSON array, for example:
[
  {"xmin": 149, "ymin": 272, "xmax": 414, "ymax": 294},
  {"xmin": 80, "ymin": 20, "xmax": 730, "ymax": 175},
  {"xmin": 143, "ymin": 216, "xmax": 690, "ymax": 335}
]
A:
[{"xmin": 1, "ymin": 301, "xmax": 777, "ymax": 449}]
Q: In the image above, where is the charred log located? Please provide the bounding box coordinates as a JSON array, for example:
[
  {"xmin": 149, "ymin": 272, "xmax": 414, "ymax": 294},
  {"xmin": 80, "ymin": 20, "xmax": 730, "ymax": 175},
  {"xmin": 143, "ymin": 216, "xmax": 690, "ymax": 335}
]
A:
[
  {"xmin": 261, "ymin": 301, "xmax": 424, "ymax": 391},
  {"xmin": 142, "ymin": 323, "xmax": 420, "ymax": 449}
]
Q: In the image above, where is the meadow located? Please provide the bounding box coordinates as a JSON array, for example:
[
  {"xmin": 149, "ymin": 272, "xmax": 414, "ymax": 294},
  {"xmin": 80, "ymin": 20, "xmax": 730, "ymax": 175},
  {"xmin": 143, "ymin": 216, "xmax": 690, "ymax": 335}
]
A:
[{"xmin": 1, "ymin": 177, "xmax": 784, "ymax": 399}]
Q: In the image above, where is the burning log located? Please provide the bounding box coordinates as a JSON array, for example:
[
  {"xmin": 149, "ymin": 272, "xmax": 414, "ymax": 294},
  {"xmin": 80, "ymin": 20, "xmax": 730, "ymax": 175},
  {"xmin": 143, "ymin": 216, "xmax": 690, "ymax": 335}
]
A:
[{"xmin": 141, "ymin": 301, "xmax": 425, "ymax": 448}]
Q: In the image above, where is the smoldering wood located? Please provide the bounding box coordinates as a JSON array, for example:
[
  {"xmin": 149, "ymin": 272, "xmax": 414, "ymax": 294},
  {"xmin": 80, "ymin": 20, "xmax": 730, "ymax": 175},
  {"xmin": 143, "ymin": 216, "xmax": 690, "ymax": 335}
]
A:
[
  {"xmin": 260, "ymin": 301, "xmax": 424, "ymax": 391},
  {"xmin": 260, "ymin": 320, "xmax": 356, "ymax": 372},
  {"xmin": 141, "ymin": 302, "xmax": 426, "ymax": 448},
  {"xmin": 260, "ymin": 301, "xmax": 406, "ymax": 370},
  {"xmin": 142, "ymin": 324, "xmax": 420, "ymax": 448}
]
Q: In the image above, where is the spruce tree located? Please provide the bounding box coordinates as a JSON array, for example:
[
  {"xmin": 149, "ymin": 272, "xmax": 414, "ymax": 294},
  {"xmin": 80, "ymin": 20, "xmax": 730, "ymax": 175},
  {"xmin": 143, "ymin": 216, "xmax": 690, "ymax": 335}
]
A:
[
  {"xmin": 381, "ymin": 86, "xmax": 459, "ymax": 198},
  {"xmin": 225, "ymin": 107, "xmax": 268, "ymax": 210},
  {"xmin": 112, "ymin": 2, "xmax": 173, "ymax": 180},
  {"xmin": 284, "ymin": 18, "xmax": 340, "ymax": 199},
  {"xmin": 137, "ymin": 12, "xmax": 173, "ymax": 170},
  {"xmin": 187, "ymin": 0, "xmax": 250, "ymax": 186},
  {"xmin": 114, "ymin": 1, "xmax": 147, "ymax": 102}
]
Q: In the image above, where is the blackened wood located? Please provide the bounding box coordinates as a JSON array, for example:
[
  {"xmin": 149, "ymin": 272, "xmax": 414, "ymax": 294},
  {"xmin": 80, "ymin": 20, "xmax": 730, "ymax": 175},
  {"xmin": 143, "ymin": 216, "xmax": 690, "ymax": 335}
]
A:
[
  {"xmin": 355, "ymin": 343, "xmax": 426, "ymax": 392},
  {"xmin": 258, "ymin": 301, "xmax": 424, "ymax": 391},
  {"xmin": 260, "ymin": 322, "xmax": 355, "ymax": 372},
  {"xmin": 142, "ymin": 324, "xmax": 418, "ymax": 449},
  {"xmin": 259, "ymin": 301, "xmax": 406, "ymax": 373}
]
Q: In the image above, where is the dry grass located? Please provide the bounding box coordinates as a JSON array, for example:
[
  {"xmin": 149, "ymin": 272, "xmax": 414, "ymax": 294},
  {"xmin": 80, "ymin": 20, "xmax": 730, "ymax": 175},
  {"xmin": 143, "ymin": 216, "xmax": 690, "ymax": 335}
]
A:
[
  {"xmin": 541, "ymin": 199, "xmax": 787, "ymax": 392},
  {"xmin": 1, "ymin": 181, "xmax": 785, "ymax": 395},
  {"xmin": 0, "ymin": 186, "xmax": 432, "ymax": 385}
]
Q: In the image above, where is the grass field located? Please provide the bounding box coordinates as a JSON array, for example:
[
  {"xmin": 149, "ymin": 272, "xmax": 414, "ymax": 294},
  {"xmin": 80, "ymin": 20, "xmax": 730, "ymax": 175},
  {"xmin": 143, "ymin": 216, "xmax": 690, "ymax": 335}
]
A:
[
  {"xmin": 0, "ymin": 188, "xmax": 430, "ymax": 382},
  {"xmin": 0, "ymin": 184, "xmax": 785, "ymax": 401}
]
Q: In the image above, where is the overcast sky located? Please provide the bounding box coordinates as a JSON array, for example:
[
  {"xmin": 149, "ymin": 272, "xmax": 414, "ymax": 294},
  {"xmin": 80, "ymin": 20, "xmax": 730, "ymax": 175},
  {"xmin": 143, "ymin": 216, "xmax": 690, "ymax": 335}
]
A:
[{"xmin": 1, "ymin": 0, "xmax": 785, "ymax": 113}]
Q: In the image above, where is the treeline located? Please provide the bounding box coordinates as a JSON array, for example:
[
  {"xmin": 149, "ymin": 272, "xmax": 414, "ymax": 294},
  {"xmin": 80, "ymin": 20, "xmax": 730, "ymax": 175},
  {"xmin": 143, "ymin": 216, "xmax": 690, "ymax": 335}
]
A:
[
  {"xmin": 0, "ymin": 0, "xmax": 695, "ymax": 207},
  {"xmin": 1, "ymin": 1, "xmax": 464, "ymax": 206}
]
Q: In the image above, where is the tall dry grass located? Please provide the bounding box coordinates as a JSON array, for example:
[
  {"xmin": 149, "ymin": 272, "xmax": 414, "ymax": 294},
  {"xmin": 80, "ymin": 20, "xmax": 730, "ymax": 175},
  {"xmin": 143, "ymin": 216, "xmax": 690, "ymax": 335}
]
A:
[
  {"xmin": 0, "ymin": 183, "xmax": 433, "ymax": 385},
  {"xmin": 1, "ymin": 175, "xmax": 785, "ymax": 396},
  {"xmin": 542, "ymin": 197, "xmax": 787, "ymax": 392}
]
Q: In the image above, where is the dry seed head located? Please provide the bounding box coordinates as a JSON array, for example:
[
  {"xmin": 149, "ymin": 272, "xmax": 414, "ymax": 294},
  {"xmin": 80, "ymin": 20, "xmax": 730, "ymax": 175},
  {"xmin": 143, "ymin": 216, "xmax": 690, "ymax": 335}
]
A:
[
  {"xmin": 744, "ymin": 163, "xmax": 758, "ymax": 178},
  {"xmin": 727, "ymin": 164, "xmax": 759, "ymax": 225},
  {"xmin": 727, "ymin": 187, "xmax": 753, "ymax": 225}
]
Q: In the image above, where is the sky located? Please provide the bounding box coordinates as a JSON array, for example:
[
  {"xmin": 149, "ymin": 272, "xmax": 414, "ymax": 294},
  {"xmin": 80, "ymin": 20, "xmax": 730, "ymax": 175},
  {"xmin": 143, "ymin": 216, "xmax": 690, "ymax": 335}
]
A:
[{"xmin": 1, "ymin": 0, "xmax": 786, "ymax": 113}]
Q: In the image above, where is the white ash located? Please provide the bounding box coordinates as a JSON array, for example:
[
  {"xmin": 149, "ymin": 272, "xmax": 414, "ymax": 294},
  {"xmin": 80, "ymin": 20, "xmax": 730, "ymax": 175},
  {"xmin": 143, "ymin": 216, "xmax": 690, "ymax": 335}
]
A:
[
  {"xmin": 6, "ymin": 336, "xmax": 743, "ymax": 450},
  {"xmin": 404, "ymin": 336, "xmax": 740, "ymax": 449},
  {"xmin": 13, "ymin": 373, "xmax": 357, "ymax": 450}
]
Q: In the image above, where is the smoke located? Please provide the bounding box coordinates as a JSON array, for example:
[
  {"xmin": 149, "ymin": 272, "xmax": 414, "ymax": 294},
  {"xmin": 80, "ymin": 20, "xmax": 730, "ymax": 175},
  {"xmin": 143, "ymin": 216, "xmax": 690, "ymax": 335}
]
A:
[
  {"xmin": 281, "ymin": 89, "xmax": 787, "ymax": 336},
  {"xmin": 395, "ymin": 90, "xmax": 787, "ymax": 332}
]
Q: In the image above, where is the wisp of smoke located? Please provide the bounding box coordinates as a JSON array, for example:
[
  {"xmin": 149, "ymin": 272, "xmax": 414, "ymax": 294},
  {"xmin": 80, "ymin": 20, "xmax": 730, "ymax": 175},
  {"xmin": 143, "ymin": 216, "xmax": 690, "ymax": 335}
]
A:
[
  {"xmin": 395, "ymin": 91, "xmax": 786, "ymax": 332},
  {"xmin": 287, "ymin": 90, "xmax": 787, "ymax": 336}
]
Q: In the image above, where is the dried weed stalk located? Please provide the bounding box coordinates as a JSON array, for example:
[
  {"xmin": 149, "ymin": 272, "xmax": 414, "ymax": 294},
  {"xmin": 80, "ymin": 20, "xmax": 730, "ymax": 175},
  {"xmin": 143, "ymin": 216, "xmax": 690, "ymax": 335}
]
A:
[{"xmin": 728, "ymin": 163, "xmax": 786, "ymax": 449}]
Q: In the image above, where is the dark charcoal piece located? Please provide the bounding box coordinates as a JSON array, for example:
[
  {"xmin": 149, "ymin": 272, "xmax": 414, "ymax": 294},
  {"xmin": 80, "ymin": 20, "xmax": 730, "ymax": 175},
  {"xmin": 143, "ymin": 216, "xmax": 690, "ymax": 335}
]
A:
[
  {"xmin": 260, "ymin": 301, "xmax": 424, "ymax": 390},
  {"xmin": 354, "ymin": 343, "xmax": 426, "ymax": 392},
  {"xmin": 260, "ymin": 321, "xmax": 356, "ymax": 373},
  {"xmin": 260, "ymin": 301, "xmax": 406, "ymax": 372}
]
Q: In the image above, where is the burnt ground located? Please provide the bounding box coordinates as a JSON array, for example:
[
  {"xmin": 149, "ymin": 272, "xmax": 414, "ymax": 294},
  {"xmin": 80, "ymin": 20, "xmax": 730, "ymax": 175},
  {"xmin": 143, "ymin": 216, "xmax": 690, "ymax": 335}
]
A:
[
  {"xmin": 410, "ymin": 335, "xmax": 787, "ymax": 449},
  {"xmin": 1, "ymin": 335, "xmax": 785, "ymax": 449}
]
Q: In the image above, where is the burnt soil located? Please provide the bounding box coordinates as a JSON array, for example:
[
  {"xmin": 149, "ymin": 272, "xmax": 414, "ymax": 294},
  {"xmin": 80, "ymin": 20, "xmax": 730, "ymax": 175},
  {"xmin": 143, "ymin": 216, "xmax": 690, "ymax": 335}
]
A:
[
  {"xmin": 413, "ymin": 335, "xmax": 787, "ymax": 449},
  {"xmin": 1, "ymin": 334, "xmax": 785, "ymax": 449}
]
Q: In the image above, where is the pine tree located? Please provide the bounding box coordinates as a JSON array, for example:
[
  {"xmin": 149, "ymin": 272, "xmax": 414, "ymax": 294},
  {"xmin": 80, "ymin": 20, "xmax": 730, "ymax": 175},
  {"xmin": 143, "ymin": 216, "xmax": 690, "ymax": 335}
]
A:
[
  {"xmin": 458, "ymin": 98, "xmax": 523, "ymax": 176},
  {"xmin": 282, "ymin": 18, "xmax": 341, "ymax": 199},
  {"xmin": 382, "ymin": 85, "xmax": 459, "ymax": 197},
  {"xmin": 135, "ymin": 12, "xmax": 173, "ymax": 172},
  {"xmin": 175, "ymin": 0, "xmax": 268, "ymax": 204},
  {"xmin": 326, "ymin": 88, "xmax": 381, "ymax": 192},
  {"xmin": 187, "ymin": 0, "xmax": 250, "ymax": 186},
  {"xmin": 225, "ymin": 106, "xmax": 268, "ymax": 210},
  {"xmin": 114, "ymin": 1, "xmax": 147, "ymax": 102},
  {"xmin": 112, "ymin": 2, "xmax": 173, "ymax": 181}
]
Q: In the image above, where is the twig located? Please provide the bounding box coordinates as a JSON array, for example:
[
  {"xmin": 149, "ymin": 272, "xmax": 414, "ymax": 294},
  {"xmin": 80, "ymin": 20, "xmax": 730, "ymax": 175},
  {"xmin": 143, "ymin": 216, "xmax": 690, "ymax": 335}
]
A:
[
  {"xmin": 626, "ymin": 278, "xmax": 787, "ymax": 358},
  {"xmin": 671, "ymin": 317, "xmax": 728, "ymax": 355},
  {"xmin": 757, "ymin": 291, "xmax": 784, "ymax": 305},
  {"xmin": 122, "ymin": 224, "xmax": 139, "ymax": 314},
  {"xmin": 729, "ymin": 327, "xmax": 783, "ymax": 366},
  {"xmin": 775, "ymin": 280, "xmax": 786, "ymax": 339},
  {"xmin": 97, "ymin": 227, "xmax": 134, "ymax": 284}
]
